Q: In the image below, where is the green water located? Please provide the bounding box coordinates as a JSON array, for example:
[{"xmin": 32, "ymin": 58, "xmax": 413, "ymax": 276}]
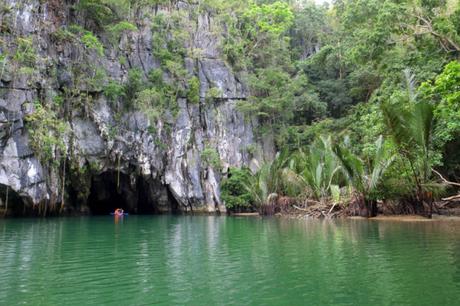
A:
[{"xmin": 0, "ymin": 216, "xmax": 459, "ymax": 305}]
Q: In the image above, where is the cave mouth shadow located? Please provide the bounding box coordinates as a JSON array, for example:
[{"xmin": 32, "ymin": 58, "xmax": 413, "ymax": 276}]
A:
[
  {"xmin": 0, "ymin": 184, "xmax": 26, "ymax": 216},
  {"xmin": 87, "ymin": 171, "xmax": 178, "ymax": 215}
]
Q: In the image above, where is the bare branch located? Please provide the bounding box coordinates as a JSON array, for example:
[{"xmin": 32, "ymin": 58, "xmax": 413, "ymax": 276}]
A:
[
  {"xmin": 441, "ymin": 194, "xmax": 460, "ymax": 201},
  {"xmin": 293, "ymin": 205, "xmax": 309, "ymax": 211},
  {"xmin": 432, "ymin": 168, "xmax": 460, "ymax": 187}
]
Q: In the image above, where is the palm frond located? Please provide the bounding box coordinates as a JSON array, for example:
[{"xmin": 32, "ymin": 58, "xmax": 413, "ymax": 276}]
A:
[
  {"xmin": 413, "ymin": 101, "xmax": 434, "ymax": 154},
  {"xmin": 369, "ymin": 136, "xmax": 395, "ymax": 190},
  {"xmin": 404, "ymin": 68, "xmax": 417, "ymax": 102},
  {"xmin": 381, "ymin": 100, "xmax": 414, "ymax": 151}
]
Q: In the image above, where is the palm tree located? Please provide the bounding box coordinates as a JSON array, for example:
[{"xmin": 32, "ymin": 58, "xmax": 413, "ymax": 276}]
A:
[
  {"xmin": 380, "ymin": 69, "xmax": 436, "ymax": 217},
  {"xmin": 334, "ymin": 135, "xmax": 395, "ymax": 217},
  {"xmin": 284, "ymin": 135, "xmax": 341, "ymax": 203},
  {"xmin": 243, "ymin": 151, "xmax": 290, "ymax": 214}
]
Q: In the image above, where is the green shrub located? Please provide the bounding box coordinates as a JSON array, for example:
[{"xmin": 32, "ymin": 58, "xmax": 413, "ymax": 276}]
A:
[
  {"xmin": 148, "ymin": 69, "xmax": 164, "ymax": 85},
  {"xmin": 147, "ymin": 125, "xmax": 157, "ymax": 135},
  {"xmin": 13, "ymin": 37, "xmax": 36, "ymax": 67},
  {"xmin": 201, "ymin": 146, "xmax": 221, "ymax": 169},
  {"xmin": 133, "ymin": 88, "xmax": 163, "ymax": 121},
  {"xmin": 25, "ymin": 102, "xmax": 69, "ymax": 166},
  {"xmin": 220, "ymin": 167, "xmax": 254, "ymax": 211},
  {"xmin": 104, "ymin": 80, "xmax": 125, "ymax": 103},
  {"xmin": 124, "ymin": 68, "xmax": 144, "ymax": 103},
  {"xmin": 88, "ymin": 68, "xmax": 106, "ymax": 91},
  {"xmin": 74, "ymin": 0, "xmax": 117, "ymax": 28},
  {"xmin": 81, "ymin": 32, "xmax": 104, "ymax": 56},
  {"xmin": 68, "ymin": 25, "xmax": 104, "ymax": 56},
  {"xmin": 245, "ymin": 144, "xmax": 257, "ymax": 156},
  {"xmin": 107, "ymin": 21, "xmax": 137, "ymax": 42},
  {"xmin": 51, "ymin": 28, "xmax": 76, "ymax": 43},
  {"xmin": 187, "ymin": 77, "xmax": 201, "ymax": 104},
  {"xmin": 205, "ymin": 87, "xmax": 222, "ymax": 103},
  {"xmin": 53, "ymin": 94, "xmax": 64, "ymax": 106},
  {"xmin": 108, "ymin": 20, "xmax": 137, "ymax": 33}
]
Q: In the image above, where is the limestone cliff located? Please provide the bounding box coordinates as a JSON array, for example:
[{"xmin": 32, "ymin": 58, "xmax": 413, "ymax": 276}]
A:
[{"xmin": 0, "ymin": 0, "xmax": 274, "ymax": 215}]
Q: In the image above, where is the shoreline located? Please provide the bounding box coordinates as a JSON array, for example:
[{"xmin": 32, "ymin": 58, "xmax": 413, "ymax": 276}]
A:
[
  {"xmin": 278, "ymin": 213, "xmax": 460, "ymax": 222},
  {"xmin": 368, "ymin": 214, "xmax": 460, "ymax": 222},
  {"xmin": 2, "ymin": 207, "xmax": 460, "ymax": 222}
]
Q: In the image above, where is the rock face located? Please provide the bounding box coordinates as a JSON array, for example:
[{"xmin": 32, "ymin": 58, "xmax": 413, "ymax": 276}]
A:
[{"xmin": 0, "ymin": 0, "xmax": 273, "ymax": 214}]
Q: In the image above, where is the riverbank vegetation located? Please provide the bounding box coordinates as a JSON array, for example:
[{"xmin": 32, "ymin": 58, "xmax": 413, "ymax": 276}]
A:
[{"xmin": 220, "ymin": 0, "xmax": 460, "ymax": 218}]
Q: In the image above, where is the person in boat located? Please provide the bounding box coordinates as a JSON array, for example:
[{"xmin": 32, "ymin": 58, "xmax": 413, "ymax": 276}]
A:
[{"xmin": 114, "ymin": 208, "xmax": 124, "ymax": 216}]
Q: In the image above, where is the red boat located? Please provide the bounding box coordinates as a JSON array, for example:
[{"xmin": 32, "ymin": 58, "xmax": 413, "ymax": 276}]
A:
[{"xmin": 113, "ymin": 208, "xmax": 125, "ymax": 216}]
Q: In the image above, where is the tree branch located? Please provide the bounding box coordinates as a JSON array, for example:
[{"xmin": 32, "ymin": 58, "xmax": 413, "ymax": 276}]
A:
[
  {"xmin": 432, "ymin": 168, "xmax": 460, "ymax": 187},
  {"xmin": 441, "ymin": 194, "xmax": 460, "ymax": 201},
  {"xmin": 410, "ymin": 13, "xmax": 460, "ymax": 52}
]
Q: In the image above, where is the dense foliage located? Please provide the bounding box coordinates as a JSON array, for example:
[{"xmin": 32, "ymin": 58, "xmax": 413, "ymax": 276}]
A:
[
  {"xmin": 219, "ymin": 0, "xmax": 460, "ymax": 216},
  {"xmin": 220, "ymin": 168, "xmax": 254, "ymax": 211}
]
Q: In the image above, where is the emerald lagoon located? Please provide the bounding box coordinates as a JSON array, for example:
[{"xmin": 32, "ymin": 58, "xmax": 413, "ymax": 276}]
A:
[{"xmin": 1, "ymin": 216, "xmax": 459, "ymax": 305}]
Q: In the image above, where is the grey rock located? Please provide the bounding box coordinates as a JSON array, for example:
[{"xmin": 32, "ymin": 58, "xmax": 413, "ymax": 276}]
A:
[
  {"xmin": 198, "ymin": 59, "xmax": 247, "ymax": 99},
  {"xmin": 57, "ymin": 66, "xmax": 72, "ymax": 88},
  {"xmin": 0, "ymin": 1, "xmax": 273, "ymax": 214},
  {"xmin": 72, "ymin": 118, "xmax": 106, "ymax": 157}
]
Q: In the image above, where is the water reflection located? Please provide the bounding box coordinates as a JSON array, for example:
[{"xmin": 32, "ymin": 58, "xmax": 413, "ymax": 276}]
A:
[{"xmin": 0, "ymin": 216, "xmax": 459, "ymax": 305}]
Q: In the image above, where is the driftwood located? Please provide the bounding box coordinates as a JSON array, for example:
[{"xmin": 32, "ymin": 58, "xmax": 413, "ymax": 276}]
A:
[
  {"xmin": 436, "ymin": 201, "xmax": 454, "ymax": 209},
  {"xmin": 293, "ymin": 205, "xmax": 308, "ymax": 212},
  {"xmin": 431, "ymin": 169, "xmax": 460, "ymax": 203},
  {"xmin": 441, "ymin": 194, "xmax": 460, "ymax": 201},
  {"xmin": 290, "ymin": 201, "xmax": 346, "ymax": 219},
  {"xmin": 432, "ymin": 168, "xmax": 460, "ymax": 187},
  {"xmin": 328, "ymin": 202, "xmax": 338, "ymax": 215}
]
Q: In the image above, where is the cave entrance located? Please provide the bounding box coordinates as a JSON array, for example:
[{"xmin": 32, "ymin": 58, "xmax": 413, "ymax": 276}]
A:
[
  {"xmin": 0, "ymin": 184, "xmax": 26, "ymax": 216},
  {"xmin": 136, "ymin": 176, "xmax": 155, "ymax": 214},
  {"xmin": 87, "ymin": 172, "xmax": 177, "ymax": 215},
  {"xmin": 87, "ymin": 172, "xmax": 135, "ymax": 215}
]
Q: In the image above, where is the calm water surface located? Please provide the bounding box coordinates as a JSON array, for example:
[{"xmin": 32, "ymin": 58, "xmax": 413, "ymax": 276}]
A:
[{"xmin": 0, "ymin": 216, "xmax": 459, "ymax": 305}]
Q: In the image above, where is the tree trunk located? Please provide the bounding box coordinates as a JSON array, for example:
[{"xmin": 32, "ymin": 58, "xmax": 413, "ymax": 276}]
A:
[
  {"xmin": 424, "ymin": 191, "xmax": 433, "ymax": 219},
  {"xmin": 428, "ymin": 200, "xmax": 433, "ymax": 219}
]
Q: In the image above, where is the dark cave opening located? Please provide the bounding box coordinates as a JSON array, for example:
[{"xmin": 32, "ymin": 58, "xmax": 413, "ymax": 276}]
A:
[
  {"xmin": 135, "ymin": 176, "xmax": 181, "ymax": 214},
  {"xmin": 87, "ymin": 171, "xmax": 135, "ymax": 215},
  {"xmin": 137, "ymin": 176, "xmax": 155, "ymax": 214},
  {"xmin": 0, "ymin": 184, "xmax": 26, "ymax": 216},
  {"xmin": 87, "ymin": 171, "xmax": 177, "ymax": 215}
]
